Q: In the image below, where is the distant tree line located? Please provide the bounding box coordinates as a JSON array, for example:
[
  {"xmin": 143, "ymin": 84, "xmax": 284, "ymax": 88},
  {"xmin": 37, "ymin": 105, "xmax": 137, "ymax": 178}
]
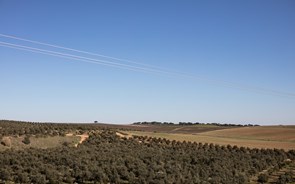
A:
[{"xmin": 133, "ymin": 121, "xmax": 260, "ymax": 127}]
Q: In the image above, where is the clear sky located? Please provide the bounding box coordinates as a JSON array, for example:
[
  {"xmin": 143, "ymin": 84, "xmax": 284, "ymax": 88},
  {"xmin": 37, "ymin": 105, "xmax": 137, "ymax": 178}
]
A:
[{"xmin": 0, "ymin": 0, "xmax": 295, "ymax": 125}]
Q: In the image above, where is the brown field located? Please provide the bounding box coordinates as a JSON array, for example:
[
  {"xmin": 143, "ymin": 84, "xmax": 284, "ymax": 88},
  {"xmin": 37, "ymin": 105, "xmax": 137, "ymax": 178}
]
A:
[
  {"xmin": 123, "ymin": 125, "xmax": 295, "ymax": 150},
  {"xmin": 98, "ymin": 123, "xmax": 233, "ymax": 134},
  {"xmin": 201, "ymin": 126, "xmax": 295, "ymax": 142}
]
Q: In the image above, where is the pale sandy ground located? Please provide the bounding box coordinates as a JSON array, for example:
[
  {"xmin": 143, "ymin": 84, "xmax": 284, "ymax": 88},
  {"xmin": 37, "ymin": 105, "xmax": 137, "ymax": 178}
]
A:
[
  {"xmin": 66, "ymin": 133, "xmax": 89, "ymax": 147},
  {"xmin": 116, "ymin": 132, "xmax": 132, "ymax": 139}
]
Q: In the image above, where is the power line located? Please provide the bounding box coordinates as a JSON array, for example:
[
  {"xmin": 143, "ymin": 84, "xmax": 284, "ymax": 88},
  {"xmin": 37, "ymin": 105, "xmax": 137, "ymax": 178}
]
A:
[
  {"xmin": 0, "ymin": 41, "xmax": 231, "ymax": 84},
  {"xmin": 0, "ymin": 37, "xmax": 295, "ymax": 98},
  {"xmin": 0, "ymin": 42, "xmax": 154, "ymax": 73},
  {"xmin": 0, "ymin": 33, "xmax": 166, "ymax": 70},
  {"xmin": 0, "ymin": 33, "xmax": 198, "ymax": 80},
  {"xmin": 0, "ymin": 33, "xmax": 288, "ymax": 95},
  {"xmin": 0, "ymin": 41, "xmax": 233, "ymax": 86},
  {"xmin": 0, "ymin": 41, "xmax": 173, "ymax": 75}
]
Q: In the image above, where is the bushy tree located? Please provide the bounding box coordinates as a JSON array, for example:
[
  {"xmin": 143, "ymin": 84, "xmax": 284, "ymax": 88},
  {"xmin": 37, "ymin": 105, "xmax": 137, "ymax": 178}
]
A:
[
  {"xmin": 22, "ymin": 136, "xmax": 30, "ymax": 145},
  {"xmin": 257, "ymin": 173, "xmax": 268, "ymax": 183}
]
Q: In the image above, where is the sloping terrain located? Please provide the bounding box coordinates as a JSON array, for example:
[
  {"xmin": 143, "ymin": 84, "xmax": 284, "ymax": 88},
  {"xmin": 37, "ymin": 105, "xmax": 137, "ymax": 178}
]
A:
[
  {"xmin": 198, "ymin": 126, "xmax": 295, "ymax": 150},
  {"xmin": 1, "ymin": 130, "xmax": 295, "ymax": 184},
  {"xmin": 0, "ymin": 120, "xmax": 294, "ymax": 183},
  {"xmin": 200, "ymin": 126, "xmax": 295, "ymax": 142},
  {"xmin": 124, "ymin": 126, "xmax": 295, "ymax": 150},
  {"xmin": 113, "ymin": 123, "xmax": 234, "ymax": 134}
]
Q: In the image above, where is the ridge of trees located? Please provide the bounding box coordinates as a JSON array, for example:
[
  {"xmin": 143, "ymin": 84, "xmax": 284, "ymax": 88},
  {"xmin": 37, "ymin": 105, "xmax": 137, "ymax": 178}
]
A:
[
  {"xmin": 133, "ymin": 121, "xmax": 260, "ymax": 127},
  {"xmin": 0, "ymin": 120, "xmax": 107, "ymax": 137}
]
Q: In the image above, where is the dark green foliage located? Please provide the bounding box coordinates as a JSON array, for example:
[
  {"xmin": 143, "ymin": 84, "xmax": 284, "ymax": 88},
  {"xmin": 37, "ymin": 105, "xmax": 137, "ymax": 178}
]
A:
[
  {"xmin": 276, "ymin": 171, "xmax": 294, "ymax": 184},
  {"xmin": 22, "ymin": 135, "xmax": 30, "ymax": 145},
  {"xmin": 257, "ymin": 173, "xmax": 268, "ymax": 183},
  {"xmin": 0, "ymin": 120, "xmax": 107, "ymax": 137},
  {"xmin": 62, "ymin": 141, "xmax": 70, "ymax": 147},
  {"xmin": 0, "ymin": 121, "xmax": 294, "ymax": 184},
  {"xmin": 0, "ymin": 168, "xmax": 11, "ymax": 181},
  {"xmin": 30, "ymin": 173, "xmax": 46, "ymax": 184}
]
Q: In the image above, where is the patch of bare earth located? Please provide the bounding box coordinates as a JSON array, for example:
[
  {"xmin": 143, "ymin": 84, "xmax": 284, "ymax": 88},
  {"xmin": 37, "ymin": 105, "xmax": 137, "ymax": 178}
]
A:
[
  {"xmin": 78, "ymin": 134, "xmax": 89, "ymax": 144},
  {"xmin": 65, "ymin": 133, "xmax": 89, "ymax": 147},
  {"xmin": 74, "ymin": 134, "xmax": 89, "ymax": 147},
  {"xmin": 0, "ymin": 135, "xmax": 79, "ymax": 150},
  {"xmin": 65, "ymin": 133, "xmax": 74, "ymax": 136},
  {"xmin": 130, "ymin": 124, "xmax": 149, "ymax": 127},
  {"xmin": 116, "ymin": 132, "xmax": 132, "ymax": 139}
]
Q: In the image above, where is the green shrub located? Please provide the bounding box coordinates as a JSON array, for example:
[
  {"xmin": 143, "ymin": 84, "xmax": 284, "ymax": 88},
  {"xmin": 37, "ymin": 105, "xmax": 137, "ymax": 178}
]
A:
[
  {"xmin": 258, "ymin": 173, "xmax": 268, "ymax": 183},
  {"xmin": 22, "ymin": 136, "xmax": 30, "ymax": 145}
]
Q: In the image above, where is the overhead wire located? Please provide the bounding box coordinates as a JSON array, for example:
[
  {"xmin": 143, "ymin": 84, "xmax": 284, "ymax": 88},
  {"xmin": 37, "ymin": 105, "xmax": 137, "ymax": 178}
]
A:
[
  {"xmin": 0, "ymin": 33, "xmax": 165, "ymax": 70},
  {"xmin": 0, "ymin": 34, "xmax": 295, "ymax": 98},
  {"xmin": 0, "ymin": 41, "xmax": 173, "ymax": 75},
  {"xmin": 0, "ymin": 42, "xmax": 156, "ymax": 73},
  {"xmin": 0, "ymin": 33, "xmax": 224, "ymax": 81},
  {"xmin": 0, "ymin": 40, "xmax": 235, "ymax": 84},
  {"xmin": 0, "ymin": 41, "xmax": 238, "ymax": 89}
]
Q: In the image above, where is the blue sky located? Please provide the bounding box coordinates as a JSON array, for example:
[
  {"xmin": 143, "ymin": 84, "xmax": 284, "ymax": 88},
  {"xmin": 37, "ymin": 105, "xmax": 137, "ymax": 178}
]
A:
[{"xmin": 0, "ymin": 0, "xmax": 294, "ymax": 125}]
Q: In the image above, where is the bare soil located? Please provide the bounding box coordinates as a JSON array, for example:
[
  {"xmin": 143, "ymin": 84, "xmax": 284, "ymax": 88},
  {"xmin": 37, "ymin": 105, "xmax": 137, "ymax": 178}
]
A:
[{"xmin": 124, "ymin": 125, "xmax": 295, "ymax": 150}]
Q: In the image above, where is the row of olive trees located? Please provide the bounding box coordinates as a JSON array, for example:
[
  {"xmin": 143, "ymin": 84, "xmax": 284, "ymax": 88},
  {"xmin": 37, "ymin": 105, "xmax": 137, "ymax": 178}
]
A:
[{"xmin": 1, "ymin": 130, "xmax": 294, "ymax": 184}]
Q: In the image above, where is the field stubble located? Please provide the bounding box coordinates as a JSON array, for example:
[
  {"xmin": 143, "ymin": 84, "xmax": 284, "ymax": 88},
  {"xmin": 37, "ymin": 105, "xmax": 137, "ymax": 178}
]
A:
[{"xmin": 124, "ymin": 125, "xmax": 295, "ymax": 150}]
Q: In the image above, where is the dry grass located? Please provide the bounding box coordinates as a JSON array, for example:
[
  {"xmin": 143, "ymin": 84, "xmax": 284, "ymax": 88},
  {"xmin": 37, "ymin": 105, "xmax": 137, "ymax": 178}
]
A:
[
  {"xmin": 30, "ymin": 136, "xmax": 79, "ymax": 149},
  {"xmin": 0, "ymin": 137, "xmax": 12, "ymax": 147},
  {"xmin": 0, "ymin": 135, "xmax": 79, "ymax": 151},
  {"xmin": 201, "ymin": 126, "xmax": 295, "ymax": 142},
  {"xmin": 116, "ymin": 132, "xmax": 132, "ymax": 139},
  {"xmin": 124, "ymin": 126, "xmax": 295, "ymax": 150}
]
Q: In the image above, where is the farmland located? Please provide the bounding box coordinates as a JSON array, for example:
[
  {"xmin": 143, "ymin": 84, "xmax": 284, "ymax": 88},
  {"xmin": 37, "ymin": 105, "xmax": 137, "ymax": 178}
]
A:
[
  {"xmin": 201, "ymin": 126, "xmax": 295, "ymax": 142},
  {"xmin": 1, "ymin": 121, "xmax": 295, "ymax": 150},
  {"xmin": 91, "ymin": 123, "xmax": 233, "ymax": 134},
  {"xmin": 123, "ymin": 125, "xmax": 295, "ymax": 150},
  {"xmin": 0, "ymin": 120, "xmax": 295, "ymax": 183}
]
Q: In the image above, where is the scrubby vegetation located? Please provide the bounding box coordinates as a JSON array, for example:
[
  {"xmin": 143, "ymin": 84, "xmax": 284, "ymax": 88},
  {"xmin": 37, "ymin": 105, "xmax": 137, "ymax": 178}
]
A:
[
  {"xmin": 0, "ymin": 120, "xmax": 294, "ymax": 183},
  {"xmin": 0, "ymin": 120, "xmax": 104, "ymax": 137}
]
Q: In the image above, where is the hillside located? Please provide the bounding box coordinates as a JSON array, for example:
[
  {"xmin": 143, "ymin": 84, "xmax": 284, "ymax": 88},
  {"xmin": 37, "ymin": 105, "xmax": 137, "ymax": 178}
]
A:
[
  {"xmin": 124, "ymin": 125, "xmax": 295, "ymax": 151},
  {"xmin": 0, "ymin": 120, "xmax": 294, "ymax": 183}
]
